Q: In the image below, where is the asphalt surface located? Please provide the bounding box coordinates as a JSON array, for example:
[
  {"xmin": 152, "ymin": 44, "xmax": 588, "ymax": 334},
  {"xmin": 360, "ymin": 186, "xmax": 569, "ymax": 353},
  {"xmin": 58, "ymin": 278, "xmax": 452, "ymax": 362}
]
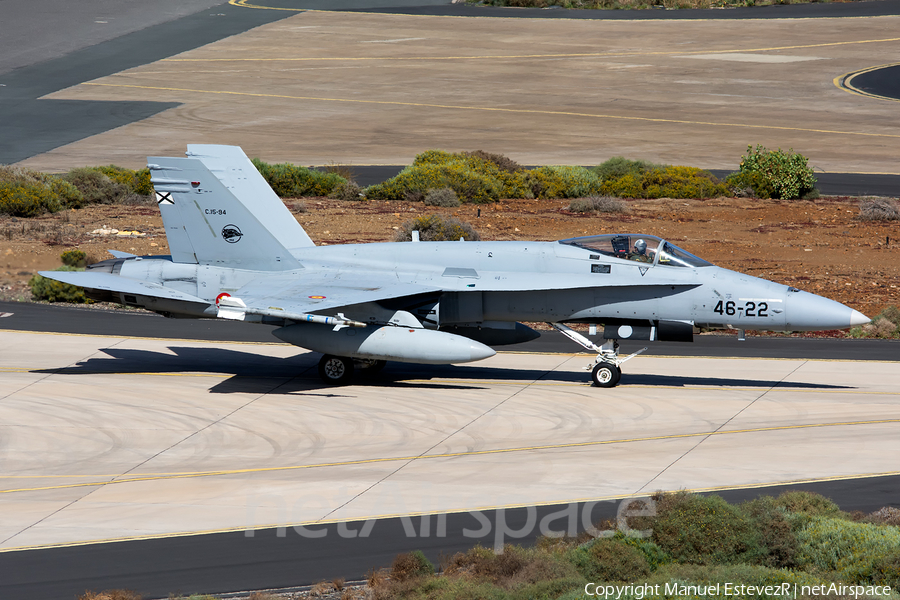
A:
[
  {"xmin": 1, "ymin": 475, "xmax": 898, "ymax": 600},
  {"xmin": 1, "ymin": 0, "xmax": 899, "ymax": 165},
  {"xmin": 0, "ymin": 2, "xmax": 293, "ymax": 165},
  {"xmin": 3, "ymin": 300, "xmax": 899, "ymax": 360},
  {"xmin": 845, "ymin": 64, "xmax": 900, "ymax": 102}
]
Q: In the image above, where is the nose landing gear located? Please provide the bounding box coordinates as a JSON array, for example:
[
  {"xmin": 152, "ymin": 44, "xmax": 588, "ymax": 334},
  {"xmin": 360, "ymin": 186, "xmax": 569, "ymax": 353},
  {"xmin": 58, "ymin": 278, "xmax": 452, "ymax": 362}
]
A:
[{"xmin": 549, "ymin": 323, "xmax": 647, "ymax": 388}]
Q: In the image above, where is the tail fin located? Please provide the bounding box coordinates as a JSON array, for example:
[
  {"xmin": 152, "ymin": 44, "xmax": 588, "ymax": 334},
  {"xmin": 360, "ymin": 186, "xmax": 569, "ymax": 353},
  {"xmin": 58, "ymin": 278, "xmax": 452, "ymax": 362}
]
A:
[
  {"xmin": 148, "ymin": 156, "xmax": 301, "ymax": 271},
  {"xmin": 185, "ymin": 144, "xmax": 315, "ymax": 251}
]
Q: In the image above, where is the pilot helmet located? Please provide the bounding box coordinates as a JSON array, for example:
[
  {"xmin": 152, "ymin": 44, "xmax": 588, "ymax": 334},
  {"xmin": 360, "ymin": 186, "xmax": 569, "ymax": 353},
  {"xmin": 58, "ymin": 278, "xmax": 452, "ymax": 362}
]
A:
[{"xmin": 634, "ymin": 239, "xmax": 647, "ymax": 254}]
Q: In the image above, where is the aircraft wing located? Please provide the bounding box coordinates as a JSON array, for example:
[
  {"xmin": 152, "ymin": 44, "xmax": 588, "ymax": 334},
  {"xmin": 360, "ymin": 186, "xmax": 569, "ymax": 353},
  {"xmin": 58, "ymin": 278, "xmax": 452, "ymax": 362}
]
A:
[
  {"xmin": 227, "ymin": 272, "xmax": 441, "ymax": 316},
  {"xmin": 38, "ymin": 271, "xmax": 209, "ymax": 304}
]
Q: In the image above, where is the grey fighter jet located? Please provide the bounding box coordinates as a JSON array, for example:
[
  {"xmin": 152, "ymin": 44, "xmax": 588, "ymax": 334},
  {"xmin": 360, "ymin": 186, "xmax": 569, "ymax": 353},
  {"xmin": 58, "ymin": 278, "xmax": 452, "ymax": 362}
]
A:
[{"xmin": 40, "ymin": 145, "xmax": 870, "ymax": 387}]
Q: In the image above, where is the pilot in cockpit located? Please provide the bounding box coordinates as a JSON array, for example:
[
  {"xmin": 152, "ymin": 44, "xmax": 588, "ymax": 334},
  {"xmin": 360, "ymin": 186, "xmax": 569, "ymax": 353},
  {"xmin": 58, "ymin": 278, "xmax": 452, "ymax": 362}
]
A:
[{"xmin": 628, "ymin": 238, "xmax": 653, "ymax": 263}]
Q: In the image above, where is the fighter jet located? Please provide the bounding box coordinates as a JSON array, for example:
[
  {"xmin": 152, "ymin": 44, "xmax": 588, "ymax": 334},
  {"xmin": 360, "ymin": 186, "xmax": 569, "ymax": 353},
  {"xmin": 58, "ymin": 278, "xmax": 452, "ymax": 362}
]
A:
[{"xmin": 40, "ymin": 145, "xmax": 870, "ymax": 387}]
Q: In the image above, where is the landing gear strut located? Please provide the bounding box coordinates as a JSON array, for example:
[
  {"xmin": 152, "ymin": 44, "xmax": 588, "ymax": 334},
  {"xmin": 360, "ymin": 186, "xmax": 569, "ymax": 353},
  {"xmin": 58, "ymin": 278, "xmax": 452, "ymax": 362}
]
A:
[{"xmin": 549, "ymin": 323, "xmax": 646, "ymax": 388}]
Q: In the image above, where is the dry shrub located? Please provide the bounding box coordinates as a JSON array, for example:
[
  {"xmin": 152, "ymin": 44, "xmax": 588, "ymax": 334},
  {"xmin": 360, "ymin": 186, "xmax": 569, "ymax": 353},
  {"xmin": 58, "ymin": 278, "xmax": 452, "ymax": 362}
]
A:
[
  {"xmin": 329, "ymin": 180, "xmax": 364, "ymax": 201},
  {"xmin": 77, "ymin": 591, "xmax": 141, "ymax": 600},
  {"xmin": 391, "ymin": 550, "xmax": 435, "ymax": 582},
  {"xmin": 424, "ymin": 187, "xmax": 461, "ymax": 207},
  {"xmin": 61, "ymin": 167, "xmax": 132, "ymax": 205},
  {"xmin": 287, "ymin": 200, "xmax": 308, "ymax": 213},
  {"xmin": 248, "ymin": 593, "xmax": 278, "ymax": 600},
  {"xmin": 393, "ymin": 214, "xmax": 481, "ymax": 242},
  {"xmin": 850, "ymin": 306, "xmax": 900, "ymax": 339},
  {"xmin": 323, "ymin": 162, "xmax": 356, "ymax": 181},
  {"xmin": 309, "ymin": 581, "xmax": 335, "ymax": 596},
  {"xmin": 505, "ymin": 553, "xmax": 581, "ymax": 587},
  {"xmin": 462, "ymin": 150, "xmax": 524, "ymax": 173},
  {"xmin": 867, "ymin": 507, "xmax": 900, "ymax": 527},
  {"xmin": 858, "ymin": 197, "xmax": 900, "ymax": 221},
  {"xmin": 568, "ymin": 195, "xmax": 628, "ymax": 214},
  {"xmin": 332, "ymin": 577, "xmax": 345, "ymax": 591},
  {"xmin": 444, "ymin": 545, "xmax": 541, "ymax": 586}
]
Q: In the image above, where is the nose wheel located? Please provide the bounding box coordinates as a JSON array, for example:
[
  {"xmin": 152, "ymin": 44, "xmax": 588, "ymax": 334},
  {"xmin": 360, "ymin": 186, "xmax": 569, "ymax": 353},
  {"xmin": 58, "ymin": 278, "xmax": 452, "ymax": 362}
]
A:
[{"xmin": 549, "ymin": 323, "xmax": 646, "ymax": 388}]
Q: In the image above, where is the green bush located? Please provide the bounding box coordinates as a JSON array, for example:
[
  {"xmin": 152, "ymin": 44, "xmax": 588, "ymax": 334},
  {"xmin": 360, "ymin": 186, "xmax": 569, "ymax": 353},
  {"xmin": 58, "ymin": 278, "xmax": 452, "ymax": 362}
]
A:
[
  {"xmin": 366, "ymin": 150, "xmax": 527, "ymax": 203},
  {"xmin": 0, "ymin": 166, "xmax": 81, "ymax": 215},
  {"xmin": 29, "ymin": 267, "xmax": 91, "ymax": 303},
  {"xmin": 0, "ymin": 182, "xmax": 61, "ymax": 216},
  {"xmin": 740, "ymin": 496, "xmax": 800, "ymax": 568},
  {"xmin": 569, "ymin": 537, "xmax": 651, "ymax": 582},
  {"xmin": 871, "ymin": 548, "xmax": 900, "ymax": 592},
  {"xmin": 797, "ymin": 517, "xmax": 900, "ymax": 583},
  {"xmin": 651, "ymin": 492, "xmax": 762, "ymax": 565},
  {"xmin": 726, "ymin": 145, "xmax": 816, "ymax": 200},
  {"xmin": 641, "ymin": 166, "xmax": 729, "ymax": 199},
  {"xmin": 61, "ymin": 167, "xmax": 131, "ymax": 205},
  {"xmin": 594, "ymin": 156, "xmax": 661, "ymax": 180},
  {"xmin": 508, "ymin": 578, "xmax": 586, "ymax": 600},
  {"xmin": 525, "ymin": 165, "xmax": 603, "ymax": 199},
  {"xmin": 393, "ymin": 214, "xmax": 481, "ymax": 242},
  {"xmin": 60, "ymin": 166, "xmax": 153, "ymax": 204},
  {"xmin": 599, "ymin": 165, "xmax": 728, "ymax": 199},
  {"xmin": 639, "ymin": 562, "xmax": 833, "ymax": 596},
  {"xmin": 252, "ymin": 158, "xmax": 346, "ymax": 198},
  {"xmin": 773, "ymin": 490, "xmax": 844, "ymax": 522},
  {"xmin": 462, "ymin": 150, "xmax": 524, "ymax": 174},
  {"xmin": 95, "ymin": 165, "xmax": 153, "ymax": 196},
  {"xmin": 61, "ymin": 249, "xmax": 87, "ymax": 268}
]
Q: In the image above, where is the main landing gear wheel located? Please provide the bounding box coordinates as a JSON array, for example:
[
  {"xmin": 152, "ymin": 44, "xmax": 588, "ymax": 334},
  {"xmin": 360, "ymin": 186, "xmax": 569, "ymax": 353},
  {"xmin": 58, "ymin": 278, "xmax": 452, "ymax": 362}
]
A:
[
  {"xmin": 318, "ymin": 355, "xmax": 354, "ymax": 385},
  {"xmin": 591, "ymin": 362, "xmax": 621, "ymax": 388}
]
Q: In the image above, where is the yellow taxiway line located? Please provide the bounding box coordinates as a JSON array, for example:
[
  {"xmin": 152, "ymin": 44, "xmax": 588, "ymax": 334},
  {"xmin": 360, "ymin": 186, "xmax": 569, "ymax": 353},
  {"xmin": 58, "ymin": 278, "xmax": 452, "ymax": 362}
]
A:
[
  {"xmin": 2, "ymin": 417, "xmax": 898, "ymax": 494},
  {"xmin": 3, "ymin": 468, "xmax": 899, "ymax": 553},
  {"xmin": 834, "ymin": 62, "xmax": 900, "ymax": 103},
  {"xmin": 81, "ymin": 82, "xmax": 900, "ymax": 140}
]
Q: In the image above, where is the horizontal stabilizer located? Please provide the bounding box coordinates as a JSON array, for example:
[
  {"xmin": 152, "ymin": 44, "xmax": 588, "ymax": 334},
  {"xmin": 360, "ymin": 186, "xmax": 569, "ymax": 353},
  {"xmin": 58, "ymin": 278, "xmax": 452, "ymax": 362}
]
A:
[
  {"xmin": 107, "ymin": 250, "xmax": 137, "ymax": 259},
  {"xmin": 38, "ymin": 271, "xmax": 209, "ymax": 304}
]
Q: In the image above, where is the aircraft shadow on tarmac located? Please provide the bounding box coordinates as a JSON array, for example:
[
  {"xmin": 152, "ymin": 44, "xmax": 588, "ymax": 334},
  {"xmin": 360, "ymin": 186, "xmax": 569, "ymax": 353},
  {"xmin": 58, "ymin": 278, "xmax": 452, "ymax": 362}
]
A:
[{"xmin": 33, "ymin": 346, "xmax": 854, "ymax": 394}]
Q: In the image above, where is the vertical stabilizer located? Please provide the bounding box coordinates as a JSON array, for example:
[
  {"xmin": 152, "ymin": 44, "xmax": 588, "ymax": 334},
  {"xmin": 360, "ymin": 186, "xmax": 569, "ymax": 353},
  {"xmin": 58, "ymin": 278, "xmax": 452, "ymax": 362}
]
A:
[
  {"xmin": 185, "ymin": 144, "xmax": 315, "ymax": 250},
  {"xmin": 148, "ymin": 157, "xmax": 301, "ymax": 271}
]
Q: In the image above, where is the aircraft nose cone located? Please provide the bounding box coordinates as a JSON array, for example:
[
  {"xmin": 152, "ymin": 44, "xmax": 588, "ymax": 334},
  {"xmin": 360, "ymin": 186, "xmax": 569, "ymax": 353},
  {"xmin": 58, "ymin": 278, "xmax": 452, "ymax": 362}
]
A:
[
  {"xmin": 850, "ymin": 310, "xmax": 871, "ymax": 327},
  {"xmin": 786, "ymin": 291, "xmax": 870, "ymax": 331}
]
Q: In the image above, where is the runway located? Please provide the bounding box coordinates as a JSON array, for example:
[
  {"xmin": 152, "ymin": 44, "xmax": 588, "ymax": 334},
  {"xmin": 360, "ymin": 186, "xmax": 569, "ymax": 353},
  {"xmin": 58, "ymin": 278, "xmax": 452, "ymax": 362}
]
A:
[{"xmin": 1, "ymin": 324, "xmax": 898, "ymax": 597}]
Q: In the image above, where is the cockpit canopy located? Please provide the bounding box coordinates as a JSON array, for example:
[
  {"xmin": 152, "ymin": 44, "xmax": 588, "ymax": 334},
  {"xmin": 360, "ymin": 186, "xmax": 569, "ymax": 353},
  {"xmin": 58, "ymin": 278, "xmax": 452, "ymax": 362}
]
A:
[{"xmin": 558, "ymin": 234, "xmax": 712, "ymax": 268}]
